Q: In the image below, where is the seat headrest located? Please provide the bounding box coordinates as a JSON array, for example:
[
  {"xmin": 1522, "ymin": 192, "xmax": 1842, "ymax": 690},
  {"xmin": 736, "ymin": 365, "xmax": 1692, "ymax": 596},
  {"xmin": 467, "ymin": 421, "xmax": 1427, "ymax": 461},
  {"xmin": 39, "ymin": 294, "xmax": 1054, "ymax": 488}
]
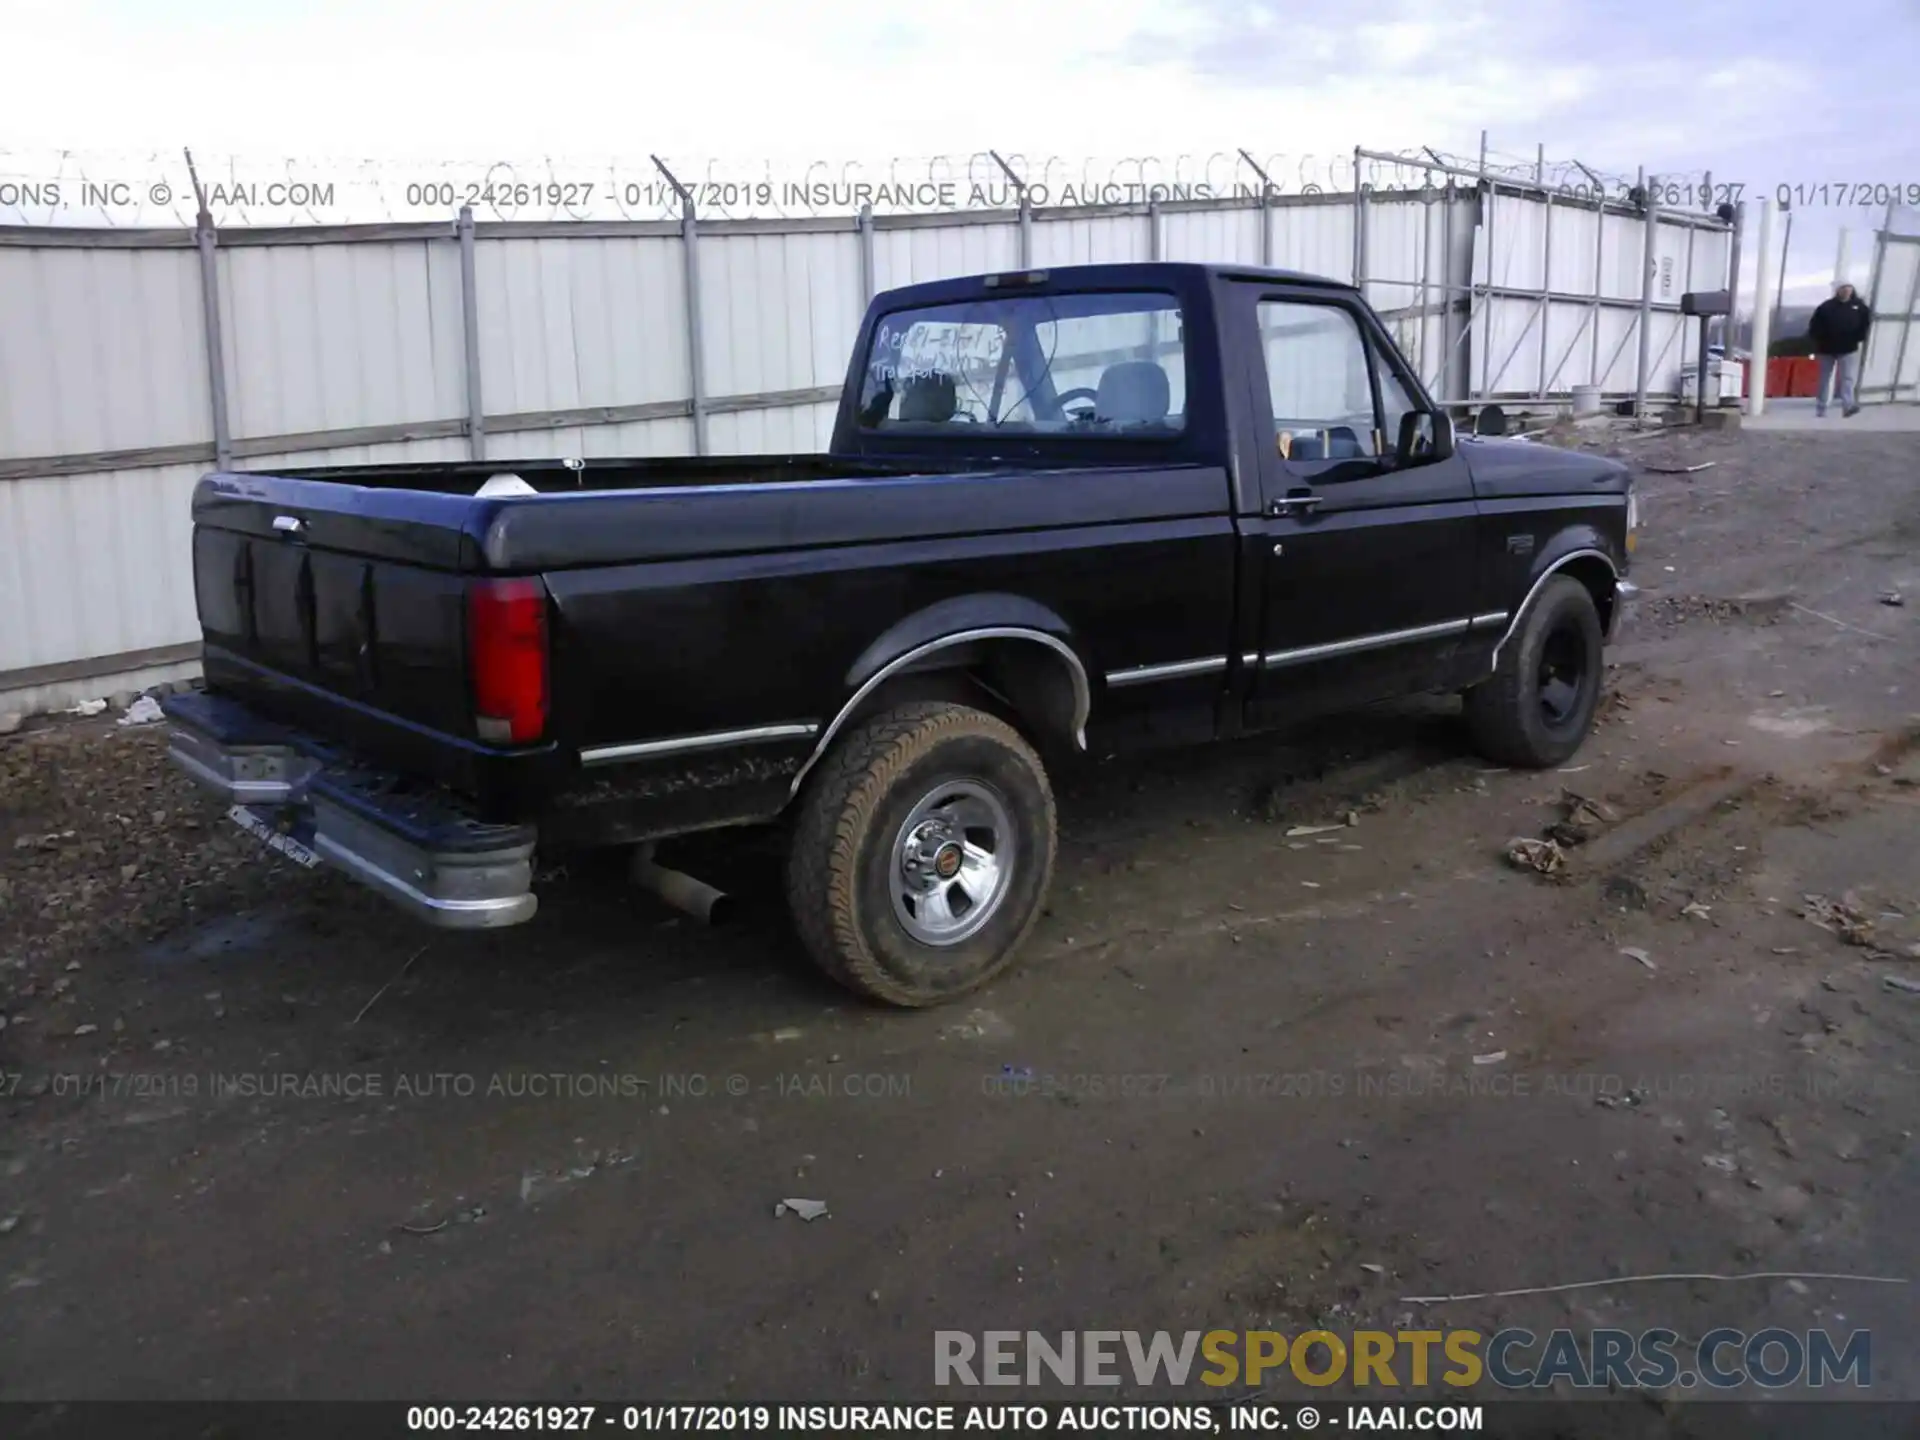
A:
[
  {"xmin": 899, "ymin": 373, "xmax": 957, "ymax": 422},
  {"xmin": 1095, "ymin": 362, "xmax": 1171, "ymax": 426}
]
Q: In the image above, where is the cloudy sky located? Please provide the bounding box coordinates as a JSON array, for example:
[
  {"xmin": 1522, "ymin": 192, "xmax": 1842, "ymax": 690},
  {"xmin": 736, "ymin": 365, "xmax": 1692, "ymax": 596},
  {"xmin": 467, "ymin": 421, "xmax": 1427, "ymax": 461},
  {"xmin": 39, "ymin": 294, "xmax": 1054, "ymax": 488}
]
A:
[{"xmin": 4, "ymin": 0, "xmax": 1915, "ymax": 300}]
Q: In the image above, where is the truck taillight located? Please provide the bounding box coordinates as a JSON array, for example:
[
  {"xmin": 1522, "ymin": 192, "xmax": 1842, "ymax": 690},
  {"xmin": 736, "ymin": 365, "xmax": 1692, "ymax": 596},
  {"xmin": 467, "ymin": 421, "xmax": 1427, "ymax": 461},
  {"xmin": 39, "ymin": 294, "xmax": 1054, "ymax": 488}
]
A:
[{"xmin": 467, "ymin": 578, "xmax": 548, "ymax": 745}]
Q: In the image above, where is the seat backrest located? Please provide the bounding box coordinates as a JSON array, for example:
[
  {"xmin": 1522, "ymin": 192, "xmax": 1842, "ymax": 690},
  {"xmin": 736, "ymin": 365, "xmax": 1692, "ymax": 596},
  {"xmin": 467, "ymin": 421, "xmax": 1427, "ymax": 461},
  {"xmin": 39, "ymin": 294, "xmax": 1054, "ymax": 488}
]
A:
[{"xmin": 1094, "ymin": 361, "xmax": 1171, "ymax": 426}]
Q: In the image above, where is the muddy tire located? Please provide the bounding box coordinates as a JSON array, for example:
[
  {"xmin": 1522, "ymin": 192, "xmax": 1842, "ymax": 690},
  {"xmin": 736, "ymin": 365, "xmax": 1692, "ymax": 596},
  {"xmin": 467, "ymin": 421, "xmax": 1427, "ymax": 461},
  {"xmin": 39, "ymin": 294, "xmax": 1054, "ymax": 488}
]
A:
[
  {"xmin": 786, "ymin": 702, "xmax": 1057, "ymax": 1008},
  {"xmin": 1464, "ymin": 575, "xmax": 1606, "ymax": 769}
]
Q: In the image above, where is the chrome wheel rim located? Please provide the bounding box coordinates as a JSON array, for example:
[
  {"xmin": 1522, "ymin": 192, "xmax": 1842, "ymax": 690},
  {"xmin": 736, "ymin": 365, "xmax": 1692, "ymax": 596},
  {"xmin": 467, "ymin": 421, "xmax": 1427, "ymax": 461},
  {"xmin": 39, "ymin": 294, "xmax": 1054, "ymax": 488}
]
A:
[{"xmin": 889, "ymin": 779, "xmax": 1015, "ymax": 946}]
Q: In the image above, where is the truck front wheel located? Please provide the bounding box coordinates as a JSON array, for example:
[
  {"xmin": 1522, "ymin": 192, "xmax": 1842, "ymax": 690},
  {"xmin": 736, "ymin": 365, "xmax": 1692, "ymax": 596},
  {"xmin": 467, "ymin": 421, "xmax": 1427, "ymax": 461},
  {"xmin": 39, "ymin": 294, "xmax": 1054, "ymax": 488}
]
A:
[
  {"xmin": 786, "ymin": 702, "xmax": 1057, "ymax": 1007},
  {"xmin": 1463, "ymin": 574, "xmax": 1606, "ymax": 768}
]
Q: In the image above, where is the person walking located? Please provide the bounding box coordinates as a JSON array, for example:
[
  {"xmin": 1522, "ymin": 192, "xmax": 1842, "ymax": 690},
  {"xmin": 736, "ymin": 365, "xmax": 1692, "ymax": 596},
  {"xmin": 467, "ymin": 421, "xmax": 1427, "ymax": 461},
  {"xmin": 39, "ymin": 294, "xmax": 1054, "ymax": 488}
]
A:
[{"xmin": 1808, "ymin": 281, "xmax": 1872, "ymax": 418}]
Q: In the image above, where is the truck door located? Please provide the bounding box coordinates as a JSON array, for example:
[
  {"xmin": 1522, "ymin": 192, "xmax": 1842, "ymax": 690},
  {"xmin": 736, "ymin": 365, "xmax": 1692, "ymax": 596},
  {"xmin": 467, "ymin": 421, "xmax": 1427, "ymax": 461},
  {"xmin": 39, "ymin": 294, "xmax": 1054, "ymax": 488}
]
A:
[{"xmin": 1232, "ymin": 284, "xmax": 1486, "ymax": 726}]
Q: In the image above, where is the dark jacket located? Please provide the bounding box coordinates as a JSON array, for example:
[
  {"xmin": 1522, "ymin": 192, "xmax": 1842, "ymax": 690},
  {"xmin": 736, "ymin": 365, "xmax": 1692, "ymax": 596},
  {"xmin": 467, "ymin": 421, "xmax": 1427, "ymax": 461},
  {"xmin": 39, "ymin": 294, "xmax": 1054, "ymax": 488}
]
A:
[{"xmin": 1808, "ymin": 294, "xmax": 1872, "ymax": 355}]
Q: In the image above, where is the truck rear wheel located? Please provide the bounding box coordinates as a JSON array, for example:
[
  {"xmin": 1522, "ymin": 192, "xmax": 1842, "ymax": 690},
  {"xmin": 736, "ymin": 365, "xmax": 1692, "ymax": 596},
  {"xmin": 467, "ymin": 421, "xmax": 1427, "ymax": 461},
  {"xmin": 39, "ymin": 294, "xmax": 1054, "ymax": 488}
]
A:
[
  {"xmin": 786, "ymin": 702, "xmax": 1057, "ymax": 1007},
  {"xmin": 1463, "ymin": 574, "xmax": 1605, "ymax": 768}
]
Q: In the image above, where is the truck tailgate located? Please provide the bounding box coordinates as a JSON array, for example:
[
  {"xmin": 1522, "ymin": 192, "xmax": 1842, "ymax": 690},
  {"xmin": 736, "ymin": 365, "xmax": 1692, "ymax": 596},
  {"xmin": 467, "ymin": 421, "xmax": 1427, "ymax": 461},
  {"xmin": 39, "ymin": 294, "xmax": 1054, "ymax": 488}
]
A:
[{"xmin": 188, "ymin": 473, "xmax": 524, "ymax": 794}]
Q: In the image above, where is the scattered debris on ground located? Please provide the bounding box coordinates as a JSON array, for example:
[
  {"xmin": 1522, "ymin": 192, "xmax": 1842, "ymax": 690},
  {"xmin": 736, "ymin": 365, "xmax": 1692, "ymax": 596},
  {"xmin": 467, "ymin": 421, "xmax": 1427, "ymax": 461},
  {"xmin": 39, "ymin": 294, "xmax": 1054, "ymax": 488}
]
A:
[
  {"xmin": 1547, "ymin": 792, "xmax": 1618, "ymax": 847},
  {"xmin": 1505, "ymin": 837, "xmax": 1568, "ymax": 876},
  {"xmin": 1801, "ymin": 892, "xmax": 1878, "ymax": 947},
  {"xmin": 116, "ymin": 696, "xmax": 165, "ymax": 727},
  {"xmin": 775, "ymin": 1199, "xmax": 830, "ymax": 1222}
]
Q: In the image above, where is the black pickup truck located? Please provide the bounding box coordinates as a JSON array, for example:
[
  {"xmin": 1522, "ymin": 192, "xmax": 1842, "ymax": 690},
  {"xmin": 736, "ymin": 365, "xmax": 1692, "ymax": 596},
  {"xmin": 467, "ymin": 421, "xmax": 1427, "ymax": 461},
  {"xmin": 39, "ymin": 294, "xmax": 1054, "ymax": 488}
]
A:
[{"xmin": 165, "ymin": 262, "xmax": 1637, "ymax": 1007}]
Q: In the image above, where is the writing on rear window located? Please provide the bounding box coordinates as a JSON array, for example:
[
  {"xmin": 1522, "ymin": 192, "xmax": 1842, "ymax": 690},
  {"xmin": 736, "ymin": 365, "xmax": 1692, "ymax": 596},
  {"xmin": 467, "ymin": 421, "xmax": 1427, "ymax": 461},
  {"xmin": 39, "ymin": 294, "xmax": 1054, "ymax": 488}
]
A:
[{"xmin": 857, "ymin": 291, "xmax": 1187, "ymax": 436}]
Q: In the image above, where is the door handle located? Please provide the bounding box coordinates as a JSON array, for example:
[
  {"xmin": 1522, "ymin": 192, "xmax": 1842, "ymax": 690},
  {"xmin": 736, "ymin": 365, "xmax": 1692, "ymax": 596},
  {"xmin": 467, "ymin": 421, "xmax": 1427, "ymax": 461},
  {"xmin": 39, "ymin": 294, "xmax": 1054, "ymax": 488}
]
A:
[{"xmin": 1269, "ymin": 494, "xmax": 1323, "ymax": 517}]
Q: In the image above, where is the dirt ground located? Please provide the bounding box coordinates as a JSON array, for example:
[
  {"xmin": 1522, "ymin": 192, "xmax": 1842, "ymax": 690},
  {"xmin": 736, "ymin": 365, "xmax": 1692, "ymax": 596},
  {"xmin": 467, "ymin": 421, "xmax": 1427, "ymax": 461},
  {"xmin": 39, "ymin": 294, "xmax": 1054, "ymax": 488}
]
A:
[{"xmin": 3, "ymin": 426, "xmax": 1918, "ymax": 1426}]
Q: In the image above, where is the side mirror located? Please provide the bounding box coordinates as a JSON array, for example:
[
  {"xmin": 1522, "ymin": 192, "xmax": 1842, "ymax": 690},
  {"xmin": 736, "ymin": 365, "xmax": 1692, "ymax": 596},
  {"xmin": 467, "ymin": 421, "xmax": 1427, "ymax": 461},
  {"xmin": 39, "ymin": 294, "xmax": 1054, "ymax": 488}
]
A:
[{"xmin": 1397, "ymin": 409, "xmax": 1453, "ymax": 465}]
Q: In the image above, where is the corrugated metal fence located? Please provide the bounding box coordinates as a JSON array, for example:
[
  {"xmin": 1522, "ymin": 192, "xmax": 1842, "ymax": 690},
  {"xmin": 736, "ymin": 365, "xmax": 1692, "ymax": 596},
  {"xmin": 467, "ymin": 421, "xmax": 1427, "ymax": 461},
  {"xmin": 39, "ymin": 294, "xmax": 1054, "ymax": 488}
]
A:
[{"xmin": 0, "ymin": 166, "xmax": 1733, "ymax": 711}]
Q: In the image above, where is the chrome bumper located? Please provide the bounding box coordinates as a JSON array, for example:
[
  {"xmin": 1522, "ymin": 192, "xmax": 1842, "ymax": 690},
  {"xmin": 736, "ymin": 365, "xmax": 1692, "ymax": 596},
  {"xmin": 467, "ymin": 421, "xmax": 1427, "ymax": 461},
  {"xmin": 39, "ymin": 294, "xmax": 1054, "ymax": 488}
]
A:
[
  {"xmin": 162, "ymin": 692, "xmax": 538, "ymax": 931},
  {"xmin": 1607, "ymin": 579, "xmax": 1640, "ymax": 642}
]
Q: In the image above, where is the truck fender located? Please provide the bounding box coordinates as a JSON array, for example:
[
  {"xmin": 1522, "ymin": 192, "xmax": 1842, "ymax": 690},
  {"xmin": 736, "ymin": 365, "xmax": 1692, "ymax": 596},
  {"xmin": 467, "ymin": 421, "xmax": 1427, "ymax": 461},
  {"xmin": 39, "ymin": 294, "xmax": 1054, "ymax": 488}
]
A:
[
  {"xmin": 1488, "ymin": 539, "xmax": 1621, "ymax": 673},
  {"xmin": 788, "ymin": 594, "xmax": 1092, "ymax": 799}
]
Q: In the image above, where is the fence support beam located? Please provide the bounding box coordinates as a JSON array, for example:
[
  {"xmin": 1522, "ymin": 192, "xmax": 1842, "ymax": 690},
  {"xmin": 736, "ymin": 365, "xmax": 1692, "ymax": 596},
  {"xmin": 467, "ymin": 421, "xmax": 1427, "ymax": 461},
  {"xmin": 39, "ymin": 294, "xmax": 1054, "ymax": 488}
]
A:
[
  {"xmin": 1747, "ymin": 198, "xmax": 1778, "ymax": 416},
  {"xmin": 1534, "ymin": 191, "xmax": 1553, "ymax": 397},
  {"xmin": 1238, "ymin": 149, "xmax": 1275, "ymax": 267},
  {"xmin": 989, "ymin": 151, "xmax": 1031, "ymax": 268},
  {"xmin": 1892, "ymin": 241, "xmax": 1920, "ymax": 401},
  {"xmin": 654, "ymin": 156, "xmax": 708, "ymax": 455},
  {"xmin": 1148, "ymin": 201, "xmax": 1161, "ymax": 262},
  {"xmin": 1858, "ymin": 203, "xmax": 1892, "ymax": 397},
  {"xmin": 1417, "ymin": 174, "xmax": 1436, "ymax": 385},
  {"xmin": 857, "ymin": 203, "xmax": 875, "ymax": 303},
  {"xmin": 457, "ymin": 205, "xmax": 486, "ymax": 461},
  {"xmin": 184, "ymin": 149, "xmax": 233, "ymax": 471},
  {"xmin": 1352, "ymin": 147, "xmax": 1369, "ymax": 293},
  {"xmin": 1478, "ymin": 180, "xmax": 1496, "ymax": 400},
  {"xmin": 1634, "ymin": 172, "xmax": 1658, "ymax": 419}
]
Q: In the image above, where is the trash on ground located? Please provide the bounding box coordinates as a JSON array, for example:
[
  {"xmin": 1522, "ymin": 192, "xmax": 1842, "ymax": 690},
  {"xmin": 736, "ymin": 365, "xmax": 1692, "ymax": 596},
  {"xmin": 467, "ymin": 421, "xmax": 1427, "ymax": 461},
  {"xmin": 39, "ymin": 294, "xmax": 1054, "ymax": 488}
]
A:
[
  {"xmin": 117, "ymin": 696, "xmax": 165, "ymax": 726},
  {"xmin": 1472, "ymin": 1050, "xmax": 1508, "ymax": 1066},
  {"xmin": 1702, "ymin": 1154, "xmax": 1739, "ymax": 1172},
  {"xmin": 63, "ymin": 699, "xmax": 107, "ymax": 717},
  {"xmin": 1619, "ymin": 947, "xmax": 1655, "ymax": 971},
  {"xmin": 1681, "ymin": 901, "xmax": 1713, "ymax": 920},
  {"xmin": 1359, "ymin": 1263, "xmax": 1386, "ymax": 1275},
  {"xmin": 1801, "ymin": 893, "xmax": 1877, "ymax": 947},
  {"xmin": 1882, "ymin": 975, "xmax": 1920, "ymax": 996},
  {"xmin": 1642, "ymin": 461, "xmax": 1717, "ymax": 475},
  {"xmin": 1879, "ymin": 592, "xmax": 1905, "ymax": 608},
  {"xmin": 1505, "ymin": 838, "xmax": 1567, "ymax": 876},
  {"xmin": 1548, "ymin": 792, "xmax": 1616, "ymax": 846},
  {"xmin": 1285, "ymin": 824, "xmax": 1345, "ymax": 837},
  {"xmin": 775, "ymin": 1198, "xmax": 830, "ymax": 1221}
]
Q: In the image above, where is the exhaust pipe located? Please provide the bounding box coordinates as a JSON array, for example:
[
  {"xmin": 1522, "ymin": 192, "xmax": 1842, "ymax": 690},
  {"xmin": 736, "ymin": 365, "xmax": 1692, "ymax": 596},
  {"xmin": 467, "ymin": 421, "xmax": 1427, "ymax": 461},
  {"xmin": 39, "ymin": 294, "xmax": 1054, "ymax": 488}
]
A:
[{"xmin": 630, "ymin": 844, "xmax": 733, "ymax": 926}]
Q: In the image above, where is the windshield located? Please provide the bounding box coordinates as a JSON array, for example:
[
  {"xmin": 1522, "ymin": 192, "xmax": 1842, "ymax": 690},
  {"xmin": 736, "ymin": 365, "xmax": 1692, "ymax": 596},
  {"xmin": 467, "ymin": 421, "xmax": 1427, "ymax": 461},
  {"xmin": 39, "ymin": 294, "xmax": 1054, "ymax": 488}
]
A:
[{"xmin": 855, "ymin": 290, "xmax": 1187, "ymax": 436}]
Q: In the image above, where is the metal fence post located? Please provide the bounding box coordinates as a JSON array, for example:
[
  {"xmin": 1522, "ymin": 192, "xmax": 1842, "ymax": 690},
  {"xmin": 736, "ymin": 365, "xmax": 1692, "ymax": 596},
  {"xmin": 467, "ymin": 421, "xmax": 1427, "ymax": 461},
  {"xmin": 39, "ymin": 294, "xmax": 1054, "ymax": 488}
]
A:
[
  {"xmin": 184, "ymin": 149, "xmax": 233, "ymax": 470},
  {"xmin": 989, "ymin": 151, "xmax": 1031, "ymax": 268},
  {"xmin": 1893, "ymin": 242, "xmax": 1920, "ymax": 402},
  {"xmin": 1634, "ymin": 173, "xmax": 1658, "ymax": 418},
  {"xmin": 1417, "ymin": 174, "xmax": 1436, "ymax": 385},
  {"xmin": 857, "ymin": 202, "xmax": 876, "ymax": 303},
  {"xmin": 1438, "ymin": 180, "xmax": 1457, "ymax": 402},
  {"xmin": 1534, "ymin": 190, "xmax": 1553, "ymax": 397},
  {"xmin": 1724, "ymin": 200, "xmax": 1744, "ymax": 347},
  {"xmin": 1858, "ymin": 204, "xmax": 1889, "ymax": 398},
  {"xmin": 456, "ymin": 205, "xmax": 486, "ymax": 461},
  {"xmin": 1238, "ymin": 149, "xmax": 1275, "ymax": 267},
  {"xmin": 1351, "ymin": 147, "xmax": 1369, "ymax": 293},
  {"xmin": 1148, "ymin": 201, "xmax": 1161, "ymax": 262},
  {"xmin": 1747, "ymin": 199, "xmax": 1778, "ymax": 416},
  {"xmin": 653, "ymin": 155, "xmax": 708, "ymax": 455},
  {"xmin": 1473, "ymin": 130, "xmax": 1490, "ymax": 403}
]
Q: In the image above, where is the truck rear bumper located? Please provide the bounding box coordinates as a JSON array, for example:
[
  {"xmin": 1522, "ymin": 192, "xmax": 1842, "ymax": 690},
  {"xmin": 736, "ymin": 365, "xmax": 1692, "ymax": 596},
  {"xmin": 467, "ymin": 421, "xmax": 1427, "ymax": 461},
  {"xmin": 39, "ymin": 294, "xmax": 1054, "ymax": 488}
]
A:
[{"xmin": 162, "ymin": 691, "xmax": 539, "ymax": 930}]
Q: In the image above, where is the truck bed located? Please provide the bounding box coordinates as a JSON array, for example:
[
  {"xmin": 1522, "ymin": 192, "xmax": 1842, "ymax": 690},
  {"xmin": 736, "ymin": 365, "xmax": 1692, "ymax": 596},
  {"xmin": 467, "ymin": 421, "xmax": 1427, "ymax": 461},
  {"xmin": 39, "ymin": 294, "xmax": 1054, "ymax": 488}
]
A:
[{"xmin": 266, "ymin": 453, "xmax": 957, "ymax": 495}]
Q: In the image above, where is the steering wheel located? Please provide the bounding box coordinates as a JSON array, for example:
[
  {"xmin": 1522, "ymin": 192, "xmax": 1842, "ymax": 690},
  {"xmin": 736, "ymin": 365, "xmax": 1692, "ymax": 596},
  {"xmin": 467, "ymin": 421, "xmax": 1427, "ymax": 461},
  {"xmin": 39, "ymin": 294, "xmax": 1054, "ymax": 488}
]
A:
[{"xmin": 1055, "ymin": 386, "xmax": 1100, "ymax": 420}]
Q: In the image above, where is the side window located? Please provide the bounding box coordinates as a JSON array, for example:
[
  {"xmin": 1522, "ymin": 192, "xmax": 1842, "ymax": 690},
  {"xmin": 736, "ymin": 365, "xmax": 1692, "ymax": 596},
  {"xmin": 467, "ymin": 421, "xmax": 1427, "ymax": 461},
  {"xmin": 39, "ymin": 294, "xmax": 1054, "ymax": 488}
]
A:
[{"xmin": 1256, "ymin": 301, "xmax": 1379, "ymax": 463}]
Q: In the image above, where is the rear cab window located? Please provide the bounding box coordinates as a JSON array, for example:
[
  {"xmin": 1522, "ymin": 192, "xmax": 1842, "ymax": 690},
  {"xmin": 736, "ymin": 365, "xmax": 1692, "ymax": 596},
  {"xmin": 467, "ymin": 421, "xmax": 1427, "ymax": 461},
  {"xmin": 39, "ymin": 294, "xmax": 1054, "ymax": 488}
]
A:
[{"xmin": 857, "ymin": 291, "xmax": 1187, "ymax": 438}]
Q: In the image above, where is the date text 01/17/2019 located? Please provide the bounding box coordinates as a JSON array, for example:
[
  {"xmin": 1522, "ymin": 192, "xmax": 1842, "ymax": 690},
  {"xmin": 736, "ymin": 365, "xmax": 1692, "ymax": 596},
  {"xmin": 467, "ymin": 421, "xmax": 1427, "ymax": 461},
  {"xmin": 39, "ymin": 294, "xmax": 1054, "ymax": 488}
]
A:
[{"xmin": 1775, "ymin": 181, "xmax": 1920, "ymax": 209}]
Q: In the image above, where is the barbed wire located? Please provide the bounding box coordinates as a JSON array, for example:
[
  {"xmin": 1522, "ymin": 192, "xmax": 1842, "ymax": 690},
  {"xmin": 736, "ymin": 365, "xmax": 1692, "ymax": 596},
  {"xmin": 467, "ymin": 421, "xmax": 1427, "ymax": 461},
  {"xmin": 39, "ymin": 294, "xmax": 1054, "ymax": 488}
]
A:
[{"xmin": 0, "ymin": 145, "xmax": 1737, "ymax": 229}]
